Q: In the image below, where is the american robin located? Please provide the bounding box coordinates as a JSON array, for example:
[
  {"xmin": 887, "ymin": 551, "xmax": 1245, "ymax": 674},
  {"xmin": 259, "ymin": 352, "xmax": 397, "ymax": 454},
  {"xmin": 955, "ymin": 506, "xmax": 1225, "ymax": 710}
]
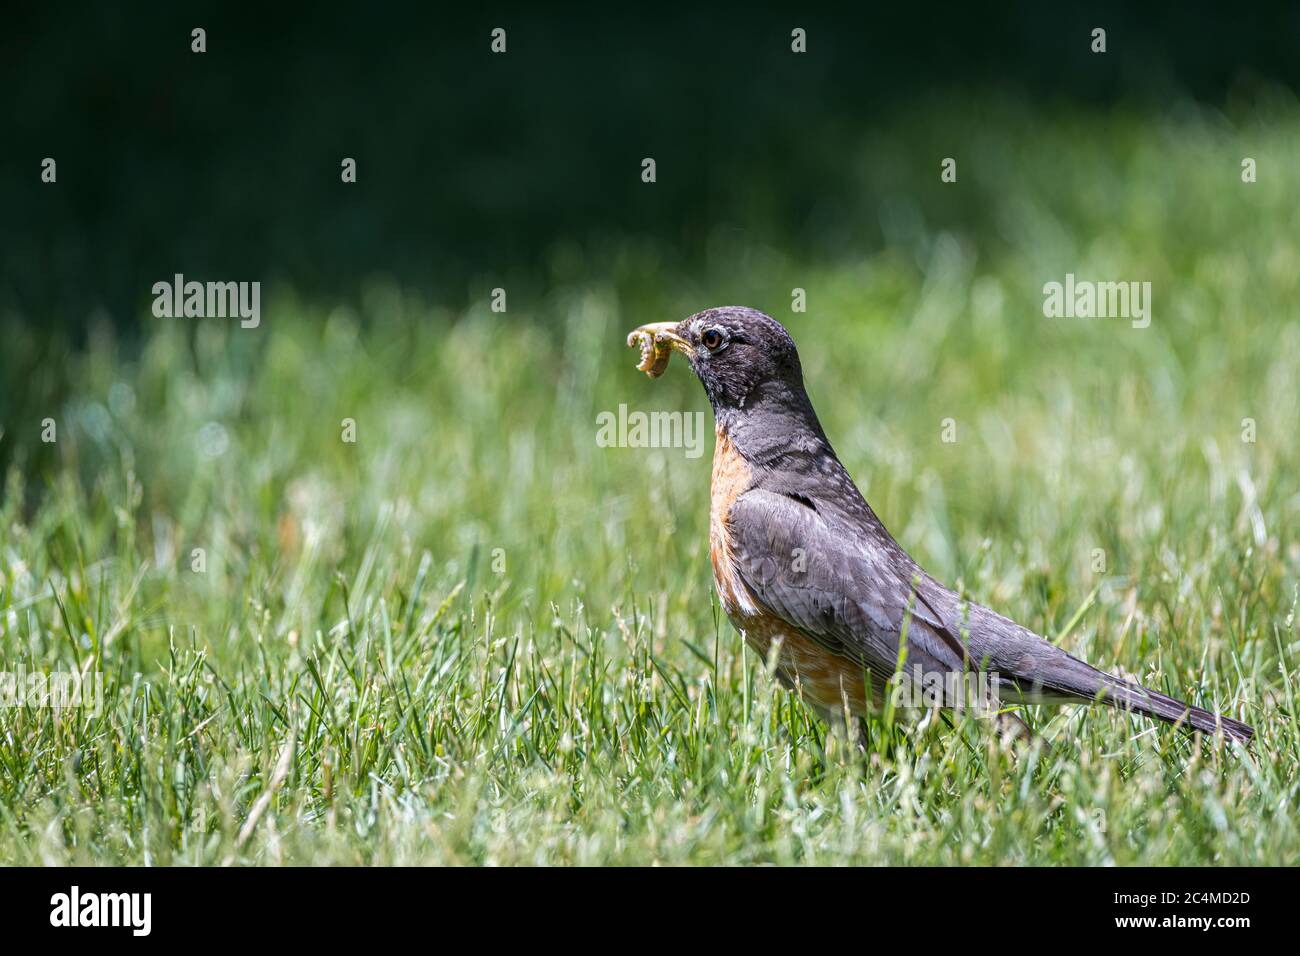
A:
[{"xmin": 627, "ymin": 307, "xmax": 1254, "ymax": 743}]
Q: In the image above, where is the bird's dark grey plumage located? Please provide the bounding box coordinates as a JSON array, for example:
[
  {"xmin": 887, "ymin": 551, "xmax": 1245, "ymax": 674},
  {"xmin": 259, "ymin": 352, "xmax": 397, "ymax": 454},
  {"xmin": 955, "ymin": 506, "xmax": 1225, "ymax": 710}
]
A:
[{"xmin": 630, "ymin": 306, "xmax": 1254, "ymax": 743}]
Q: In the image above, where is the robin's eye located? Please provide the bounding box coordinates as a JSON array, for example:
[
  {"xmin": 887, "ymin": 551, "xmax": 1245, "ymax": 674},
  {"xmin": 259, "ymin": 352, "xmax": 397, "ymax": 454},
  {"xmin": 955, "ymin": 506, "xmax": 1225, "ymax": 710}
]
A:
[{"xmin": 702, "ymin": 328, "xmax": 724, "ymax": 351}]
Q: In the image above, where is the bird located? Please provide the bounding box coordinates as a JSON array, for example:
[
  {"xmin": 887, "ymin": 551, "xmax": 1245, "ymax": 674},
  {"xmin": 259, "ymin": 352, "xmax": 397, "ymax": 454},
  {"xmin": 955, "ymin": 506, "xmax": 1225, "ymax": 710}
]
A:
[{"xmin": 626, "ymin": 306, "xmax": 1254, "ymax": 745}]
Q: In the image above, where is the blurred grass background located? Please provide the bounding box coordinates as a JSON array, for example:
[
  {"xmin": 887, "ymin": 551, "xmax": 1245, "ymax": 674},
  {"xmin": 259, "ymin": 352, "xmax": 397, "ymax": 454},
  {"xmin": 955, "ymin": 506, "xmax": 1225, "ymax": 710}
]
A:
[{"xmin": 1, "ymin": 6, "xmax": 1299, "ymax": 864}]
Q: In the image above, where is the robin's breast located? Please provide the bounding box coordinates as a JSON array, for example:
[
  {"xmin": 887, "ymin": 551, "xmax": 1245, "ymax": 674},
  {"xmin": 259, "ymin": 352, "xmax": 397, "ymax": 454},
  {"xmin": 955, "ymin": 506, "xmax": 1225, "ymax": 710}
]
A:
[
  {"xmin": 709, "ymin": 428, "xmax": 756, "ymax": 617},
  {"xmin": 741, "ymin": 614, "xmax": 873, "ymax": 717}
]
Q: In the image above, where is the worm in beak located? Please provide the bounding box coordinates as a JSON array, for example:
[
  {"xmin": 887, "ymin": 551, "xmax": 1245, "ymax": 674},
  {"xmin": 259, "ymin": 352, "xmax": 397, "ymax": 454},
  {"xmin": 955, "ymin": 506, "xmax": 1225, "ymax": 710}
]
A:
[{"xmin": 626, "ymin": 322, "xmax": 690, "ymax": 378}]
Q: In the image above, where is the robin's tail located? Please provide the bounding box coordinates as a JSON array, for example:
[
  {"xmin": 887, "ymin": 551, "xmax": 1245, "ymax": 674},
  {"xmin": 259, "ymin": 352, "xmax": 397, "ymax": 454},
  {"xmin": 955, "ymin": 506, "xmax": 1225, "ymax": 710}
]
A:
[
  {"xmin": 1012, "ymin": 653, "xmax": 1254, "ymax": 743},
  {"xmin": 1100, "ymin": 676, "xmax": 1254, "ymax": 742}
]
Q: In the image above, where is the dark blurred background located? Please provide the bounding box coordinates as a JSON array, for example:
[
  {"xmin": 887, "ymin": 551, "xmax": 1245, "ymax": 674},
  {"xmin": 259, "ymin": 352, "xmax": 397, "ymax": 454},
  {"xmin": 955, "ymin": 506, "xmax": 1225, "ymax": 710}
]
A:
[{"xmin": 4, "ymin": 0, "xmax": 1299, "ymax": 331}]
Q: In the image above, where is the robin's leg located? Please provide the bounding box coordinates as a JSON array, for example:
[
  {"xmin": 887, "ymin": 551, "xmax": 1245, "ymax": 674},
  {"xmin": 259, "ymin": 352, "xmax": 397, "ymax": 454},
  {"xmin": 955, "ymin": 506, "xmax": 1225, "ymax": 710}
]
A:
[{"xmin": 853, "ymin": 717, "xmax": 872, "ymax": 753}]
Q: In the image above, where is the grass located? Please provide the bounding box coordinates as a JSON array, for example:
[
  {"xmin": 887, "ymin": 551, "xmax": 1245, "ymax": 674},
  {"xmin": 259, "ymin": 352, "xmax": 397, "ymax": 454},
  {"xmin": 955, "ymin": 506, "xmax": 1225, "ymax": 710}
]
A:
[{"xmin": 1, "ymin": 98, "xmax": 1299, "ymax": 865}]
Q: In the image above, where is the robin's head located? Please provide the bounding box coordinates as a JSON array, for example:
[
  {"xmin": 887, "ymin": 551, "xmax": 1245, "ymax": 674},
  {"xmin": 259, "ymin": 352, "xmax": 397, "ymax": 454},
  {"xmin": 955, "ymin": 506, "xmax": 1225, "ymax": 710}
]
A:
[{"xmin": 627, "ymin": 307, "xmax": 806, "ymax": 411}]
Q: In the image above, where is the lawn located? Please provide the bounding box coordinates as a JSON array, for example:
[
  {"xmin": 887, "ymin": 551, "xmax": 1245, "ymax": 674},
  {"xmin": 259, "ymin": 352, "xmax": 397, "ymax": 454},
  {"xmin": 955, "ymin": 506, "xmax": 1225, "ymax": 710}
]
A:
[{"xmin": 1, "ymin": 99, "xmax": 1298, "ymax": 865}]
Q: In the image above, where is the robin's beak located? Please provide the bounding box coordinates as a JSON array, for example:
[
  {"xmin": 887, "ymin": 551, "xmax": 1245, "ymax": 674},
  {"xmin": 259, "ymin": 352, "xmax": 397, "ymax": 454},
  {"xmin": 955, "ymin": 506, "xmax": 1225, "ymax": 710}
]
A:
[{"xmin": 626, "ymin": 322, "xmax": 692, "ymax": 378}]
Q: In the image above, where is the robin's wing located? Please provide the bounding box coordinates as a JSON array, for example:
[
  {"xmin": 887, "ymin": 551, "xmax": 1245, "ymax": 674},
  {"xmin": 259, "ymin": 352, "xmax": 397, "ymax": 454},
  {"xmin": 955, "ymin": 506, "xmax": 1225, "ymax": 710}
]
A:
[
  {"xmin": 725, "ymin": 489, "xmax": 1255, "ymax": 741},
  {"xmin": 724, "ymin": 488, "xmax": 973, "ymax": 689}
]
